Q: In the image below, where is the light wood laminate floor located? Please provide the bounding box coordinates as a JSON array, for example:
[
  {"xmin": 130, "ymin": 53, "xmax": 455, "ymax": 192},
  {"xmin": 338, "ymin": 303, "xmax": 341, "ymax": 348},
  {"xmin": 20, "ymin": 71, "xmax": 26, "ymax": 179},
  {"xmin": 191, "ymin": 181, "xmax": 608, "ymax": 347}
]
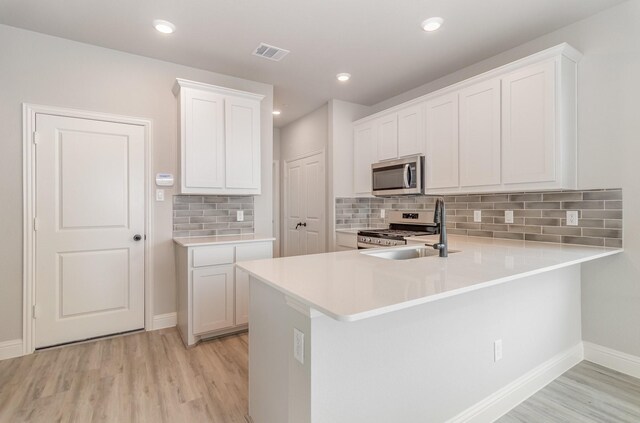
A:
[
  {"xmin": 0, "ymin": 328, "xmax": 248, "ymax": 423},
  {"xmin": 2, "ymin": 328, "xmax": 640, "ymax": 423},
  {"xmin": 499, "ymin": 360, "xmax": 640, "ymax": 422}
]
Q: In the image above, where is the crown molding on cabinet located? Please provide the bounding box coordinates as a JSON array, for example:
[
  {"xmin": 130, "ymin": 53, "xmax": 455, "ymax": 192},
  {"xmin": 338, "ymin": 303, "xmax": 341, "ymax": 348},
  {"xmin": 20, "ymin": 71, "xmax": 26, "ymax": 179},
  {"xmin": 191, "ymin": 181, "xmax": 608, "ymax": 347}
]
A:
[{"xmin": 173, "ymin": 78, "xmax": 265, "ymax": 101}]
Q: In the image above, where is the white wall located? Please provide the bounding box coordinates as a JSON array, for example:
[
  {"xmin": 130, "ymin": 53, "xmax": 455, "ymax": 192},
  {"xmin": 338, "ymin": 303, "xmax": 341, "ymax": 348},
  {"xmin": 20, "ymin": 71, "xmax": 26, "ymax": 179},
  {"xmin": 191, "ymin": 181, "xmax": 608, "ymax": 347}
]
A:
[
  {"xmin": 0, "ymin": 24, "xmax": 273, "ymax": 342},
  {"xmin": 280, "ymin": 104, "xmax": 328, "ymax": 162},
  {"xmin": 327, "ymin": 100, "xmax": 370, "ymax": 250},
  {"xmin": 365, "ymin": 1, "xmax": 640, "ymax": 357}
]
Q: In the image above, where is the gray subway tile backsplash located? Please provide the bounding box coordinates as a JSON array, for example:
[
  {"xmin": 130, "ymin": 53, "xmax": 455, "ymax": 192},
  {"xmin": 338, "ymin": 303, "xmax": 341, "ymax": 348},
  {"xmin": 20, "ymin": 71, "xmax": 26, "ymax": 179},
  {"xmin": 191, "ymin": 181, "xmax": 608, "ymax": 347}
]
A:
[
  {"xmin": 173, "ymin": 195, "xmax": 254, "ymax": 237},
  {"xmin": 336, "ymin": 188, "xmax": 623, "ymax": 247}
]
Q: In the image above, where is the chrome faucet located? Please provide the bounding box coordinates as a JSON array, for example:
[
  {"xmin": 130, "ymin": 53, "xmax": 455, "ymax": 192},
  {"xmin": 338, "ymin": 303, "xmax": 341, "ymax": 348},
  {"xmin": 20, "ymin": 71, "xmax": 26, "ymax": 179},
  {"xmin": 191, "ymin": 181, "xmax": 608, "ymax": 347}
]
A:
[{"xmin": 432, "ymin": 198, "xmax": 448, "ymax": 257}]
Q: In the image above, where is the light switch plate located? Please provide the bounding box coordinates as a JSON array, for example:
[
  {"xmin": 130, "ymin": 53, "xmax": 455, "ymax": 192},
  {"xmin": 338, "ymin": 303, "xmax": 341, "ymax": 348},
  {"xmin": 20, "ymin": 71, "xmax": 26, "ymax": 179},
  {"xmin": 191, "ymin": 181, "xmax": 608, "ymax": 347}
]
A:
[
  {"xmin": 237, "ymin": 210, "xmax": 244, "ymax": 221},
  {"xmin": 474, "ymin": 210, "xmax": 482, "ymax": 223},
  {"xmin": 566, "ymin": 211, "xmax": 579, "ymax": 226},
  {"xmin": 380, "ymin": 209, "xmax": 386, "ymax": 218},
  {"xmin": 294, "ymin": 328, "xmax": 304, "ymax": 364},
  {"xmin": 155, "ymin": 189, "xmax": 165, "ymax": 202},
  {"xmin": 505, "ymin": 210, "xmax": 514, "ymax": 224}
]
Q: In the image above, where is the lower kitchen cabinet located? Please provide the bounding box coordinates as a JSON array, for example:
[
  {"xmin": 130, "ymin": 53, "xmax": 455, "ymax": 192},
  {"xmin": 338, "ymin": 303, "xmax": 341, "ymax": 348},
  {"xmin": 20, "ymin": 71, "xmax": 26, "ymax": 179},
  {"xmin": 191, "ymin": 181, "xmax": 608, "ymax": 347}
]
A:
[
  {"xmin": 335, "ymin": 230, "xmax": 358, "ymax": 251},
  {"xmin": 174, "ymin": 239, "xmax": 273, "ymax": 347},
  {"xmin": 192, "ymin": 265, "xmax": 234, "ymax": 335}
]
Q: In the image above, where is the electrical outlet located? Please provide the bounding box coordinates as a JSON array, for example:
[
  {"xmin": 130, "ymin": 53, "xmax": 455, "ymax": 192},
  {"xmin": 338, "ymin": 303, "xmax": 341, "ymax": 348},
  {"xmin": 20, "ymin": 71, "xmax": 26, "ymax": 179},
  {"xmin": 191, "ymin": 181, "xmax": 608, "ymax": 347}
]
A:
[
  {"xmin": 381, "ymin": 209, "xmax": 386, "ymax": 218},
  {"xmin": 504, "ymin": 210, "xmax": 514, "ymax": 224},
  {"xmin": 294, "ymin": 328, "xmax": 305, "ymax": 364},
  {"xmin": 237, "ymin": 210, "xmax": 244, "ymax": 222},
  {"xmin": 155, "ymin": 189, "xmax": 165, "ymax": 202},
  {"xmin": 566, "ymin": 210, "xmax": 578, "ymax": 226},
  {"xmin": 474, "ymin": 210, "xmax": 482, "ymax": 223},
  {"xmin": 494, "ymin": 339, "xmax": 503, "ymax": 362}
]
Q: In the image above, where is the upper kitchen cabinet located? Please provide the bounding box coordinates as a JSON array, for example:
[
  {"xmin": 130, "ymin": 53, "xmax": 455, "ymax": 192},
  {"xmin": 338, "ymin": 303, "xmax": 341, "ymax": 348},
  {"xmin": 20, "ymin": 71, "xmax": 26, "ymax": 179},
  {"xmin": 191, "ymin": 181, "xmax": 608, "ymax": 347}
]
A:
[
  {"xmin": 174, "ymin": 79, "xmax": 264, "ymax": 195},
  {"xmin": 398, "ymin": 104, "xmax": 425, "ymax": 158},
  {"xmin": 459, "ymin": 78, "xmax": 501, "ymax": 188},
  {"xmin": 376, "ymin": 113, "xmax": 398, "ymax": 161},
  {"xmin": 425, "ymin": 92, "xmax": 459, "ymax": 190},
  {"xmin": 352, "ymin": 43, "xmax": 581, "ymax": 195},
  {"xmin": 501, "ymin": 59, "xmax": 572, "ymax": 188},
  {"xmin": 376, "ymin": 106, "xmax": 425, "ymax": 162},
  {"xmin": 354, "ymin": 121, "xmax": 376, "ymax": 195}
]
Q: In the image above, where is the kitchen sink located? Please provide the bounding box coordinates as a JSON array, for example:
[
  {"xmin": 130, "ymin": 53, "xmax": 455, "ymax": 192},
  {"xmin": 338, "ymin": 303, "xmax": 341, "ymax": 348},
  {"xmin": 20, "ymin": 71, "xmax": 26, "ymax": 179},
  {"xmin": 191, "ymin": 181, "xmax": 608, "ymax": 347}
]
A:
[{"xmin": 361, "ymin": 246, "xmax": 460, "ymax": 260}]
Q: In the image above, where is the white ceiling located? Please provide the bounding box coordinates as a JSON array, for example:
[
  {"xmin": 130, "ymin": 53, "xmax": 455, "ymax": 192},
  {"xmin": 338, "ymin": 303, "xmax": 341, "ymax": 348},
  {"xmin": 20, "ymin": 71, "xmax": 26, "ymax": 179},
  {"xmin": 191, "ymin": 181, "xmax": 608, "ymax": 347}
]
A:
[{"xmin": 0, "ymin": 0, "xmax": 626, "ymax": 126}]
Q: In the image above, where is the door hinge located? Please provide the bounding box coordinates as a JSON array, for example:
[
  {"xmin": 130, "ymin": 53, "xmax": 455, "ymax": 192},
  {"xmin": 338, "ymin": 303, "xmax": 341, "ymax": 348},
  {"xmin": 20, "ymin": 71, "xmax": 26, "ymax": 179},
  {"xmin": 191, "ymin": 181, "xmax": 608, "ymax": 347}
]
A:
[
  {"xmin": 33, "ymin": 217, "xmax": 39, "ymax": 231},
  {"xmin": 32, "ymin": 304, "xmax": 40, "ymax": 319},
  {"xmin": 33, "ymin": 131, "xmax": 40, "ymax": 144}
]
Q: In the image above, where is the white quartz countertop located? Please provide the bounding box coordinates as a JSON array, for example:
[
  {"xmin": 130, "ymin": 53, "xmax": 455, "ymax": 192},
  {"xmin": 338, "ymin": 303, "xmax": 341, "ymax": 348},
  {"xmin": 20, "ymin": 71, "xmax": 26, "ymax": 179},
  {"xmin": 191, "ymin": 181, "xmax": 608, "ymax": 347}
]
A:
[
  {"xmin": 237, "ymin": 235, "xmax": 622, "ymax": 322},
  {"xmin": 173, "ymin": 234, "xmax": 275, "ymax": 247}
]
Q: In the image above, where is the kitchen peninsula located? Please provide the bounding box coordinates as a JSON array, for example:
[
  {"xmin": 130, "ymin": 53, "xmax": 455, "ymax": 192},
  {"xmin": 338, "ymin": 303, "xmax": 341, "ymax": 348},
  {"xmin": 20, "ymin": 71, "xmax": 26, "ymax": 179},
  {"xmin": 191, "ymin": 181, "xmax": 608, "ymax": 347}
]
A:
[{"xmin": 238, "ymin": 236, "xmax": 622, "ymax": 423}]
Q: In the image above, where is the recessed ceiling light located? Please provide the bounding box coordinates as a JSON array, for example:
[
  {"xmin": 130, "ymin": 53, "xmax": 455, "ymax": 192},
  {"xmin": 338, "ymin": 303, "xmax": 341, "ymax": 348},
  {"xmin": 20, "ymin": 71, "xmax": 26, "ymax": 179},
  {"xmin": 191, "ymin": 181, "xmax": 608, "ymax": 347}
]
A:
[
  {"xmin": 421, "ymin": 17, "xmax": 443, "ymax": 32},
  {"xmin": 337, "ymin": 73, "xmax": 351, "ymax": 82},
  {"xmin": 153, "ymin": 19, "xmax": 176, "ymax": 34},
  {"xmin": 273, "ymin": 110, "xmax": 281, "ymax": 116}
]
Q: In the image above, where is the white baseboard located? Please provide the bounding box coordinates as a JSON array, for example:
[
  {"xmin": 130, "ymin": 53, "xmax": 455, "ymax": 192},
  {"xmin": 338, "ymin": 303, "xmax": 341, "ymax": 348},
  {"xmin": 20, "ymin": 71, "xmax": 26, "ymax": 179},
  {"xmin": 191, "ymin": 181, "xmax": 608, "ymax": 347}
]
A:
[
  {"xmin": 151, "ymin": 312, "xmax": 177, "ymax": 330},
  {"xmin": 447, "ymin": 343, "xmax": 584, "ymax": 423},
  {"xmin": 0, "ymin": 338, "xmax": 24, "ymax": 361},
  {"xmin": 584, "ymin": 341, "xmax": 640, "ymax": 379}
]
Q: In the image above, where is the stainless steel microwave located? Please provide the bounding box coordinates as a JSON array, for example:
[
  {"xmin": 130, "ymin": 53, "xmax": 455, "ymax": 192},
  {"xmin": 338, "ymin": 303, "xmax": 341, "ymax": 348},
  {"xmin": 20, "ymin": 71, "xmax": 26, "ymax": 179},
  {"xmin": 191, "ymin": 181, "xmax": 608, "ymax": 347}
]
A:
[{"xmin": 371, "ymin": 155, "xmax": 424, "ymax": 196}]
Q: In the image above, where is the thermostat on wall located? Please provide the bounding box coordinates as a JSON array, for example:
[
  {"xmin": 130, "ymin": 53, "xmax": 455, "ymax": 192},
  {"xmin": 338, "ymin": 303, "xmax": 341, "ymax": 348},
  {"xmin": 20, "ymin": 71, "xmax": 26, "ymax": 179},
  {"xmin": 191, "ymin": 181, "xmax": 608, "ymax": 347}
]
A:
[{"xmin": 155, "ymin": 173, "xmax": 174, "ymax": 187}]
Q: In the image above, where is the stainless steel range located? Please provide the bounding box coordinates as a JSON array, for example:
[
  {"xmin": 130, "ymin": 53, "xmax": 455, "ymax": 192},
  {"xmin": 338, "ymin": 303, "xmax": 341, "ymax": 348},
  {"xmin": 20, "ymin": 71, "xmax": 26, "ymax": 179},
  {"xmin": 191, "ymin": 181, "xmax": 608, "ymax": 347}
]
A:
[{"xmin": 357, "ymin": 211, "xmax": 439, "ymax": 249}]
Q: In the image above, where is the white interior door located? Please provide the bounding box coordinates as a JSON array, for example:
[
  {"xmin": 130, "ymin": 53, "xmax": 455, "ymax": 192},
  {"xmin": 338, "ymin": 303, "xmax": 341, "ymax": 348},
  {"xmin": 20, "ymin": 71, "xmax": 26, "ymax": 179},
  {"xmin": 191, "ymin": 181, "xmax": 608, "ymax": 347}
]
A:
[
  {"xmin": 284, "ymin": 152, "xmax": 326, "ymax": 256},
  {"xmin": 34, "ymin": 114, "xmax": 145, "ymax": 348}
]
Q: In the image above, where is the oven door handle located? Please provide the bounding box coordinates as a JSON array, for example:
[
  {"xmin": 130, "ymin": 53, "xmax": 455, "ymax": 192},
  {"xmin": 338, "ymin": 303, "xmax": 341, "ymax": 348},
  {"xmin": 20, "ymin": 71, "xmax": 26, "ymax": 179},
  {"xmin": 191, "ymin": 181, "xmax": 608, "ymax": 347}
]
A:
[{"xmin": 403, "ymin": 164, "xmax": 411, "ymax": 188}]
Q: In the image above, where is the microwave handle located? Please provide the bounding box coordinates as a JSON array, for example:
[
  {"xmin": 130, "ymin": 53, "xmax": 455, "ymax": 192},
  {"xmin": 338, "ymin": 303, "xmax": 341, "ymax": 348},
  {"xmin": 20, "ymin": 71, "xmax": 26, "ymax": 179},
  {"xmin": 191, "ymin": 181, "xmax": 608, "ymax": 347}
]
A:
[{"xmin": 403, "ymin": 164, "xmax": 411, "ymax": 188}]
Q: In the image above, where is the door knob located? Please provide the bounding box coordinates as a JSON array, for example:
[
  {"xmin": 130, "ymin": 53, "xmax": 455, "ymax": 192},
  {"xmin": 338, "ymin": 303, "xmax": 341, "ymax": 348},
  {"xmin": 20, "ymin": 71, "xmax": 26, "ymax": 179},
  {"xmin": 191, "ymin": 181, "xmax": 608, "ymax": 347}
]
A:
[
  {"xmin": 295, "ymin": 222, "xmax": 302, "ymax": 229},
  {"xmin": 133, "ymin": 234, "xmax": 143, "ymax": 241}
]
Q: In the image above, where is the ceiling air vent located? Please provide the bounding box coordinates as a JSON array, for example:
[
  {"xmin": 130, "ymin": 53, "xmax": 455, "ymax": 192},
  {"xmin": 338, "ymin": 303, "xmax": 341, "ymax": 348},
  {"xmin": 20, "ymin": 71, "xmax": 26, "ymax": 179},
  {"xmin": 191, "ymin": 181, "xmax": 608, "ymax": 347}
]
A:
[{"xmin": 253, "ymin": 43, "xmax": 290, "ymax": 61}]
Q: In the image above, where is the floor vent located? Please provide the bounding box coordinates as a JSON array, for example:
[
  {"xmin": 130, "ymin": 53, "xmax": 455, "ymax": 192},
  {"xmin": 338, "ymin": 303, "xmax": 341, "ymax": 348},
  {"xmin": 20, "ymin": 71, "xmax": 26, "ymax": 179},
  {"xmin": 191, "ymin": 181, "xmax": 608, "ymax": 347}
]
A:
[{"xmin": 252, "ymin": 43, "xmax": 290, "ymax": 61}]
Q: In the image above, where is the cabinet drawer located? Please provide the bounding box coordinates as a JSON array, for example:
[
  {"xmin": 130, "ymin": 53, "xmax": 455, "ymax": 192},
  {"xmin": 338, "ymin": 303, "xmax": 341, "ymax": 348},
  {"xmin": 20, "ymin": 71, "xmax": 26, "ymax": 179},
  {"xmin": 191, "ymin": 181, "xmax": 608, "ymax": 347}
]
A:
[
  {"xmin": 236, "ymin": 242, "xmax": 273, "ymax": 261},
  {"xmin": 192, "ymin": 245, "xmax": 235, "ymax": 267}
]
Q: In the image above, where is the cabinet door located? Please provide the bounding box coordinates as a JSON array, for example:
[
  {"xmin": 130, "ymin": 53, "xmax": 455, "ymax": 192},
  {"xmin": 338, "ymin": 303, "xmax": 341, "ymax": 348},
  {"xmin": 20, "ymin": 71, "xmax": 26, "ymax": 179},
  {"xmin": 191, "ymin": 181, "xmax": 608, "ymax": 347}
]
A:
[
  {"xmin": 353, "ymin": 122, "xmax": 376, "ymax": 195},
  {"xmin": 183, "ymin": 88, "xmax": 225, "ymax": 191},
  {"xmin": 235, "ymin": 243, "xmax": 273, "ymax": 325},
  {"xmin": 192, "ymin": 265, "xmax": 234, "ymax": 334},
  {"xmin": 502, "ymin": 60, "xmax": 556, "ymax": 185},
  {"xmin": 459, "ymin": 79, "xmax": 501, "ymax": 187},
  {"xmin": 225, "ymin": 96, "xmax": 261, "ymax": 191},
  {"xmin": 376, "ymin": 114, "xmax": 398, "ymax": 161},
  {"xmin": 398, "ymin": 104, "xmax": 424, "ymax": 158},
  {"xmin": 425, "ymin": 93, "xmax": 459, "ymax": 189}
]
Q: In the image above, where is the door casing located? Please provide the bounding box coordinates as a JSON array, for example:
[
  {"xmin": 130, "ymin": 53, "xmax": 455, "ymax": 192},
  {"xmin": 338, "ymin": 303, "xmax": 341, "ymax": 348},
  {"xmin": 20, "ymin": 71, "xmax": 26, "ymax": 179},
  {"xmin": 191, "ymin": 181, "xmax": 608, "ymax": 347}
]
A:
[{"xmin": 22, "ymin": 103, "xmax": 154, "ymax": 355}]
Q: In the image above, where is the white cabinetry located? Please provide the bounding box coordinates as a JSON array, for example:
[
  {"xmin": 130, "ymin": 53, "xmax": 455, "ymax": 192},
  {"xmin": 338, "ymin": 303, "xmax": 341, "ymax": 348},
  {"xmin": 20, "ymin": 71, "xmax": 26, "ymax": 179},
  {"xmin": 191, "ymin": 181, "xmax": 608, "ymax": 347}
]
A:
[
  {"xmin": 335, "ymin": 231, "xmax": 358, "ymax": 251},
  {"xmin": 425, "ymin": 93, "xmax": 459, "ymax": 190},
  {"xmin": 175, "ymin": 240, "xmax": 273, "ymax": 347},
  {"xmin": 376, "ymin": 114, "xmax": 398, "ymax": 161},
  {"xmin": 193, "ymin": 265, "xmax": 234, "ymax": 334},
  {"xmin": 174, "ymin": 79, "xmax": 264, "ymax": 195},
  {"xmin": 352, "ymin": 43, "xmax": 580, "ymax": 195},
  {"xmin": 353, "ymin": 122, "xmax": 376, "ymax": 195},
  {"xmin": 501, "ymin": 60, "xmax": 557, "ymax": 186},
  {"xmin": 398, "ymin": 104, "xmax": 424, "ymax": 158},
  {"xmin": 459, "ymin": 78, "xmax": 502, "ymax": 188}
]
